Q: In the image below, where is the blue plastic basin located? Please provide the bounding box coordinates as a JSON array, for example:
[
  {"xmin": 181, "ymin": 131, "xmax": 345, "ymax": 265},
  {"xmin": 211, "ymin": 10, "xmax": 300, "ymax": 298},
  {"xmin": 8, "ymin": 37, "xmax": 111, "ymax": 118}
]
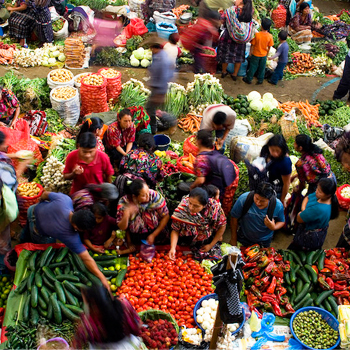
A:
[{"xmin": 154, "ymin": 134, "xmax": 171, "ymax": 151}]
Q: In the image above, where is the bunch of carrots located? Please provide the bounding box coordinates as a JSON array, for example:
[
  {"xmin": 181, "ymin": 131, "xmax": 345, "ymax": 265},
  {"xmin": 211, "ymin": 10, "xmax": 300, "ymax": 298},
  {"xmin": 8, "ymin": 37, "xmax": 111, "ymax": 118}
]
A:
[
  {"xmin": 172, "ymin": 5, "xmax": 190, "ymax": 18},
  {"xmin": 278, "ymin": 100, "xmax": 322, "ymax": 126},
  {"xmin": 180, "ymin": 152, "xmax": 196, "ymax": 172},
  {"xmin": 178, "ymin": 113, "xmax": 201, "ymax": 133},
  {"xmin": 325, "ymin": 15, "xmax": 339, "ymax": 21},
  {"xmin": 0, "ymin": 48, "xmax": 15, "ymax": 65},
  {"xmin": 287, "ymin": 52, "xmax": 314, "ymax": 74}
]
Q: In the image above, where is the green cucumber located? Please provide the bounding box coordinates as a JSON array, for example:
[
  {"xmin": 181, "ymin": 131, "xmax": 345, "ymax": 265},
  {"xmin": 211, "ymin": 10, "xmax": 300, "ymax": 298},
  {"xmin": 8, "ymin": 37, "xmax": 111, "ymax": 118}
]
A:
[
  {"xmin": 290, "ymin": 288, "xmax": 296, "ymax": 305},
  {"xmin": 328, "ymin": 296, "xmax": 339, "ymax": 317},
  {"xmin": 28, "ymin": 251, "xmax": 39, "ymax": 271},
  {"xmin": 35, "ymin": 271, "xmax": 42, "ymax": 288},
  {"xmin": 38, "ymin": 295, "xmax": 47, "ymax": 310},
  {"xmin": 31, "ymin": 285, "xmax": 38, "ymax": 308},
  {"xmin": 62, "ymin": 281, "xmax": 81, "ymax": 298},
  {"xmin": 71, "ymin": 253, "xmax": 87, "ymax": 273},
  {"xmin": 39, "ymin": 246, "xmax": 53, "ymax": 268},
  {"xmin": 73, "ymin": 271, "xmax": 90, "ymax": 285},
  {"xmin": 102, "ymin": 270, "xmax": 120, "ymax": 277},
  {"xmin": 56, "ymin": 274, "xmax": 80, "ymax": 283},
  {"xmin": 315, "ymin": 290, "xmax": 334, "ymax": 306},
  {"xmin": 290, "ymin": 265, "xmax": 300, "ymax": 283},
  {"xmin": 58, "ymin": 301, "xmax": 80, "ymax": 322},
  {"xmin": 54, "ymin": 281, "xmax": 66, "ymax": 304},
  {"xmin": 312, "ymin": 249, "xmax": 323, "ymax": 264},
  {"xmin": 306, "ymin": 251, "xmax": 317, "ymax": 265},
  {"xmin": 73, "ymin": 282, "xmax": 88, "ymax": 290},
  {"xmin": 288, "ymin": 250, "xmax": 302, "ymax": 265},
  {"xmin": 63, "ymin": 284, "xmax": 79, "ymax": 306},
  {"xmin": 40, "ymin": 286, "xmax": 50, "ymax": 305},
  {"xmin": 22, "ymin": 293, "xmax": 31, "ymax": 323},
  {"xmin": 55, "ymin": 247, "xmax": 69, "ymax": 263},
  {"xmin": 42, "ymin": 266, "xmax": 57, "ymax": 284},
  {"xmin": 318, "ymin": 250, "xmax": 326, "ymax": 270},
  {"xmin": 85, "ymin": 271, "xmax": 102, "ymax": 286},
  {"xmin": 294, "ymin": 283, "xmax": 310, "ymax": 304},
  {"xmin": 15, "ymin": 277, "xmax": 28, "ymax": 294},
  {"xmin": 47, "ymin": 301, "xmax": 53, "ymax": 320},
  {"xmin": 54, "ymin": 267, "xmax": 62, "ymax": 276},
  {"xmin": 296, "ymin": 279, "xmax": 304, "ymax": 294},
  {"xmin": 322, "ymin": 299, "xmax": 332, "ymax": 312},
  {"xmin": 97, "ymin": 259, "xmax": 117, "ymax": 267},
  {"xmin": 284, "ymin": 271, "xmax": 291, "ymax": 285},
  {"xmin": 42, "ymin": 275, "xmax": 55, "ymax": 291},
  {"xmin": 45, "ymin": 249, "xmax": 56, "ymax": 266},
  {"xmin": 50, "ymin": 293, "xmax": 62, "ymax": 324},
  {"xmin": 311, "ymin": 292, "xmax": 318, "ymax": 301},
  {"xmin": 65, "ymin": 304, "xmax": 83, "ymax": 315},
  {"xmin": 286, "ymin": 285, "xmax": 293, "ymax": 295},
  {"xmin": 30, "ymin": 307, "xmax": 39, "ymax": 326},
  {"xmin": 298, "ymin": 250, "xmax": 307, "ymax": 263},
  {"xmin": 116, "ymin": 269, "xmax": 127, "ymax": 287},
  {"xmin": 93, "ymin": 255, "xmax": 118, "ymax": 261},
  {"xmin": 301, "ymin": 297, "xmax": 314, "ymax": 308},
  {"xmin": 308, "ymin": 284, "xmax": 314, "ymax": 293},
  {"xmin": 294, "ymin": 293, "xmax": 311, "ymax": 310},
  {"xmin": 38, "ymin": 306, "xmax": 48, "ymax": 318},
  {"xmin": 27, "ymin": 271, "xmax": 35, "ymax": 292},
  {"xmin": 64, "ymin": 265, "xmax": 70, "ymax": 274},
  {"xmin": 296, "ymin": 269, "xmax": 310, "ymax": 284},
  {"xmin": 304, "ymin": 264, "xmax": 317, "ymax": 284},
  {"xmin": 49, "ymin": 262, "xmax": 69, "ymax": 269}
]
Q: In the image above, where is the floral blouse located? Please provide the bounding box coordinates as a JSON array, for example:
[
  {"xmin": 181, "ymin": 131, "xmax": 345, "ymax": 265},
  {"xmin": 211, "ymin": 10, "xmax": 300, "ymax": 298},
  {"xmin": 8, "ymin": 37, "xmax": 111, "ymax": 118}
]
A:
[
  {"xmin": 106, "ymin": 121, "xmax": 136, "ymax": 149},
  {"xmin": 295, "ymin": 153, "xmax": 331, "ymax": 184},
  {"xmin": 119, "ymin": 149, "xmax": 164, "ymax": 187},
  {"xmin": 0, "ymin": 89, "xmax": 19, "ymax": 125},
  {"xmin": 171, "ymin": 196, "xmax": 226, "ymax": 242},
  {"xmin": 194, "ymin": 154, "xmax": 210, "ymax": 177},
  {"xmin": 116, "ymin": 189, "xmax": 169, "ymax": 235}
]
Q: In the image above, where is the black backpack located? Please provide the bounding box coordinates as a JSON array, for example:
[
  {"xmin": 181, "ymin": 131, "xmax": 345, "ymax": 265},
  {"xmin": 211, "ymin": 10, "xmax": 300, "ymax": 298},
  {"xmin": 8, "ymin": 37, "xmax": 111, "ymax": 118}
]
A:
[{"xmin": 239, "ymin": 191, "xmax": 277, "ymax": 221}]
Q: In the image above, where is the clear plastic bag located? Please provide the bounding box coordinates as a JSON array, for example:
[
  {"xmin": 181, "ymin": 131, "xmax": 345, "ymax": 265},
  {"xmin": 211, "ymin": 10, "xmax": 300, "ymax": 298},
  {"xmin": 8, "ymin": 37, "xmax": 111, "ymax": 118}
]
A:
[{"xmin": 140, "ymin": 240, "xmax": 155, "ymax": 262}]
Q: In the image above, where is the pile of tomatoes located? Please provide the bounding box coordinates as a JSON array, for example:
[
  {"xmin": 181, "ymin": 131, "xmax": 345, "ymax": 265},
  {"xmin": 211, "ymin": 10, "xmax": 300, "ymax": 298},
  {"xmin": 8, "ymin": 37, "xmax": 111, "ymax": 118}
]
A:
[{"xmin": 117, "ymin": 252, "xmax": 214, "ymax": 328}]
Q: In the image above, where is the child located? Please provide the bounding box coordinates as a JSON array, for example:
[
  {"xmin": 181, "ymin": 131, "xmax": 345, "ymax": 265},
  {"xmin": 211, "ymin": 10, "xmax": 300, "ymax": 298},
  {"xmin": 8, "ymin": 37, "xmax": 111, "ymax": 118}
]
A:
[
  {"xmin": 205, "ymin": 184, "xmax": 220, "ymax": 202},
  {"xmin": 104, "ymin": 232, "xmax": 136, "ymax": 256},
  {"xmin": 243, "ymin": 18, "xmax": 274, "ymax": 85},
  {"xmin": 268, "ymin": 30, "xmax": 289, "ymax": 85},
  {"xmin": 163, "ymin": 33, "xmax": 182, "ymax": 69},
  {"xmin": 83, "ymin": 203, "xmax": 118, "ymax": 254}
]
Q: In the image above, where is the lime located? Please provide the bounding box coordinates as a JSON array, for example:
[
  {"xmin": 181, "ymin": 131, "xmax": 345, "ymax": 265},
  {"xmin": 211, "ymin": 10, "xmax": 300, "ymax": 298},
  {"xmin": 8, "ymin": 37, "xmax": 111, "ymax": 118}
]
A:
[
  {"xmin": 108, "ymin": 280, "xmax": 111, "ymax": 285},
  {"xmin": 110, "ymin": 285, "xmax": 117, "ymax": 292},
  {"xmin": 111, "ymin": 250, "xmax": 117, "ymax": 255},
  {"xmin": 1, "ymin": 294, "xmax": 6, "ymax": 300},
  {"xmin": 0, "ymin": 282, "xmax": 4, "ymax": 288},
  {"xmin": 4, "ymin": 289, "xmax": 10, "ymax": 295},
  {"xmin": 105, "ymin": 250, "xmax": 110, "ymax": 254},
  {"xmin": 103, "ymin": 267, "xmax": 108, "ymax": 270},
  {"xmin": 93, "ymin": 254, "xmax": 99, "ymax": 257},
  {"xmin": 115, "ymin": 264, "xmax": 121, "ymax": 271},
  {"xmin": 2, "ymin": 277, "xmax": 7, "ymax": 283},
  {"xmin": 108, "ymin": 266, "xmax": 115, "ymax": 271},
  {"xmin": 111, "ymin": 278, "xmax": 116, "ymax": 284},
  {"xmin": 121, "ymin": 264, "xmax": 127, "ymax": 269}
]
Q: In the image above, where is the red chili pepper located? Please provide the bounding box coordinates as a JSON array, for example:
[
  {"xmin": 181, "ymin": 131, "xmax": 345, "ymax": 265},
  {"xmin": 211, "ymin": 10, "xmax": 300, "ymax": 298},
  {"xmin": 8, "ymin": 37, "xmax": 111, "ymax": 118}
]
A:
[
  {"xmin": 343, "ymin": 298, "xmax": 350, "ymax": 305},
  {"xmin": 252, "ymin": 307, "xmax": 263, "ymax": 318},
  {"xmin": 250, "ymin": 251, "xmax": 264, "ymax": 263},
  {"xmin": 336, "ymin": 280, "xmax": 347, "ymax": 286},
  {"xmin": 285, "ymin": 303, "xmax": 295, "ymax": 312},
  {"xmin": 338, "ymin": 265, "xmax": 346, "ymax": 272},
  {"xmin": 334, "ymin": 282, "xmax": 348, "ymax": 291},
  {"xmin": 243, "ymin": 262, "xmax": 257, "ymax": 269},
  {"xmin": 267, "ymin": 276, "xmax": 277, "ymax": 294},
  {"xmin": 258, "ymin": 256, "xmax": 272, "ymax": 268},
  {"xmin": 318, "ymin": 276, "xmax": 332, "ymax": 290},
  {"xmin": 243, "ymin": 271, "xmax": 251, "ymax": 280},
  {"xmin": 270, "ymin": 301, "xmax": 283, "ymax": 317},
  {"xmin": 265, "ymin": 261, "xmax": 276, "ymax": 274},
  {"xmin": 326, "ymin": 277, "xmax": 334, "ymax": 289},
  {"xmin": 251, "ymin": 285, "xmax": 262, "ymax": 298},
  {"xmin": 312, "ymin": 265, "xmax": 318, "ymax": 274},
  {"xmin": 262, "ymin": 294, "xmax": 278, "ymax": 303},
  {"xmin": 271, "ymin": 266, "xmax": 284, "ymax": 278},
  {"xmin": 251, "ymin": 268, "xmax": 261, "ymax": 276},
  {"xmin": 245, "ymin": 245, "xmax": 260, "ymax": 258},
  {"xmin": 333, "ymin": 291, "xmax": 350, "ymax": 298},
  {"xmin": 246, "ymin": 291, "xmax": 258, "ymax": 308},
  {"xmin": 325, "ymin": 259, "xmax": 337, "ymax": 266},
  {"xmin": 320, "ymin": 268, "xmax": 332, "ymax": 275},
  {"xmin": 324, "ymin": 264, "xmax": 338, "ymax": 272},
  {"xmin": 276, "ymin": 286, "xmax": 287, "ymax": 297}
]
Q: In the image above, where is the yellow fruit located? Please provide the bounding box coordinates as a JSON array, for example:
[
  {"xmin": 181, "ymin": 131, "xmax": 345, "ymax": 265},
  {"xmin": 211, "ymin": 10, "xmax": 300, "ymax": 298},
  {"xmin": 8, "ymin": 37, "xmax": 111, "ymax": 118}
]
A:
[
  {"xmin": 111, "ymin": 278, "xmax": 116, "ymax": 284},
  {"xmin": 105, "ymin": 250, "xmax": 110, "ymax": 254},
  {"xmin": 2, "ymin": 277, "xmax": 7, "ymax": 283},
  {"xmin": 93, "ymin": 254, "xmax": 99, "ymax": 257},
  {"xmin": 104, "ymin": 268, "xmax": 108, "ymax": 270},
  {"xmin": 108, "ymin": 266, "xmax": 115, "ymax": 271},
  {"xmin": 121, "ymin": 264, "xmax": 127, "ymax": 269},
  {"xmin": 115, "ymin": 264, "xmax": 121, "ymax": 270},
  {"xmin": 110, "ymin": 285, "xmax": 117, "ymax": 292},
  {"xmin": 4, "ymin": 289, "xmax": 10, "ymax": 295},
  {"xmin": 1, "ymin": 294, "xmax": 6, "ymax": 300},
  {"xmin": 108, "ymin": 281, "xmax": 111, "ymax": 285}
]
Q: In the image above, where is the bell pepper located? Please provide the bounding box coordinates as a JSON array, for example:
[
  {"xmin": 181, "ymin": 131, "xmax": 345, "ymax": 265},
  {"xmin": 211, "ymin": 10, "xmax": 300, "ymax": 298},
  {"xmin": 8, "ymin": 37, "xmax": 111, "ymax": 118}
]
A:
[
  {"xmin": 334, "ymin": 282, "xmax": 348, "ymax": 291},
  {"xmin": 334, "ymin": 291, "xmax": 350, "ymax": 298},
  {"xmin": 318, "ymin": 275, "xmax": 331, "ymax": 290},
  {"xmin": 271, "ymin": 265, "xmax": 284, "ymax": 278},
  {"xmin": 251, "ymin": 285, "xmax": 262, "ymax": 298},
  {"xmin": 243, "ymin": 262, "xmax": 257, "ymax": 270},
  {"xmin": 250, "ymin": 251, "xmax": 264, "ymax": 263},
  {"xmin": 245, "ymin": 245, "xmax": 260, "ymax": 258},
  {"xmin": 258, "ymin": 255, "xmax": 271, "ymax": 268},
  {"xmin": 246, "ymin": 291, "xmax": 258, "ymax": 308},
  {"xmin": 274, "ymin": 253, "xmax": 283, "ymax": 262},
  {"xmin": 260, "ymin": 276, "xmax": 270, "ymax": 288},
  {"xmin": 343, "ymin": 298, "xmax": 350, "ymax": 305},
  {"xmin": 326, "ymin": 277, "xmax": 334, "ymax": 289},
  {"xmin": 320, "ymin": 268, "xmax": 332, "ymax": 275},
  {"xmin": 328, "ymin": 248, "xmax": 343, "ymax": 258},
  {"xmin": 267, "ymin": 276, "xmax": 277, "ymax": 294},
  {"xmin": 251, "ymin": 268, "xmax": 261, "ymax": 276},
  {"xmin": 265, "ymin": 261, "xmax": 277, "ymax": 274}
]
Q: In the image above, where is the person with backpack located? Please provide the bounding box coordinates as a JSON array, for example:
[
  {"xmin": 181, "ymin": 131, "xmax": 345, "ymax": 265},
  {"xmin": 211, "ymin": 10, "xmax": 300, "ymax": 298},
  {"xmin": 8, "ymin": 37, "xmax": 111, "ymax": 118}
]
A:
[
  {"xmin": 191, "ymin": 129, "xmax": 238, "ymax": 215},
  {"xmin": 230, "ymin": 182, "xmax": 285, "ymax": 247}
]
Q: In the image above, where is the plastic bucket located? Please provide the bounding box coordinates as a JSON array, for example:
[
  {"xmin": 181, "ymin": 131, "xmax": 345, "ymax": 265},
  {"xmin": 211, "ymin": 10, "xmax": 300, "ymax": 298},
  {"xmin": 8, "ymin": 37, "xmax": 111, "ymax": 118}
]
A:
[
  {"xmin": 37, "ymin": 337, "xmax": 69, "ymax": 350},
  {"xmin": 154, "ymin": 134, "xmax": 171, "ymax": 151}
]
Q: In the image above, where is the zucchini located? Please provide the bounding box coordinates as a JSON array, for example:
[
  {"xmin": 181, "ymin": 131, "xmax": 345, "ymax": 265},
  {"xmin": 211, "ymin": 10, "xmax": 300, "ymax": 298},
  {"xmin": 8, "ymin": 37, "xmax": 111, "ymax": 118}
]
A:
[
  {"xmin": 56, "ymin": 274, "xmax": 80, "ymax": 283},
  {"xmin": 296, "ymin": 269, "xmax": 310, "ymax": 284},
  {"xmin": 294, "ymin": 293, "xmax": 311, "ymax": 310},
  {"xmin": 67, "ymin": 254, "xmax": 78, "ymax": 271},
  {"xmin": 28, "ymin": 251, "xmax": 39, "ymax": 271},
  {"xmin": 73, "ymin": 282, "xmax": 88, "ymax": 290},
  {"xmin": 322, "ymin": 299, "xmax": 332, "ymax": 312},
  {"xmin": 42, "ymin": 266, "xmax": 57, "ymax": 284},
  {"xmin": 315, "ymin": 290, "xmax": 334, "ymax": 306},
  {"xmin": 30, "ymin": 307, "xmax": 39, "ymax": 326},
  {"xmin": 284, "ymin": 271, "xmax": 291, "ymax": 285},
  {"xmin": 38, "ymin": 295, "xmax": 47, "ymax": 310},
  {"xmin": 71, "ymin": 253, "xmax": 87, "ymax": 273},
  {"xmin": 42, "ymin": 275, "xmax": 55, "ymax": 291},
  {"xmin": 306, "ymin": 251, "xmax": 317, "ymax": 265},
  {"xmin": 35, "ymin": 271, "xmax": 42, "ymax": 288},
  {"xmin": 27, "ymin": 271, "xmax": 35, "ymax": 292},
  {"xmin": 50, "ymin": 293, "xmax": 62, "ymax": 324},
  {"xmin": 301, "ymin": 297, "xmax": 314, "ymax": 308},
  {"xmin": 296, "ymin": 279, "xmax": 304, "ymax": 294},
  {"xmin": 54, "ymin": 267, "xmax": 62, "ymax": 276},
  {"xmin": 49, "ymin": 262, "xmax": 69, "ymax": 269},
  {"xmin": 47, "ymin": 301, "xmax": 53, "ymax": 320},
  {"xmin": 288, "ymin": 250, "xmax": 302, "ymax": 265},
  {"xmin": 305, "ymin": 264, "xmax": 317, "ymax": 284},
  {"xmin": 116, "ymin": 269, "xmax": 127, "ymax": 287},
  {"xmin": 22, "ymin": 293, "xmax": 31, "ymax": 323},
  {"xmin": 55, "ymin": 247, "xmax": 69, "ymax": 263},
  {"xmin": 54, "ymin": 281, "xmax": 66, "ymax": 304},
  {"xmin": 65, "ymin": 304, "xmax": 83, "ymax": 315},
  {"xmin": 328, "ymin": 296, "xmax": 339, "ymax": 317},
  {"xmin": 63, "ymin": 284, "xmax": 79, "ymax": 306},
  {"xmin": 58, "ymin": 301, "xmax": 80, "ymax": 322},
  {"xmin": 318, "ymin": 250, "xmax": 326, "ymax": 270},
  {"xmin": 31, "ymin": 285, "xmax": 38, "ymax": 308},
  {"xmin": 39, "ymin": 246, "xmax": 53, "ymax": 268},
  {"xmin": 62, "ymin": 280, "xmax": 81, "ymax": 298},
  {"xmin": 40, "ymin": 286, "xmax": 50, "ymax": 305},
  {"xmin": 298, "ymin": 250, "xmax": 307, "ymax": 263},
  {"xmin": 290, "ymin": 265, "xmax": 300, "ymax": 283},
  {"xmin": 85, "ymin": 271, "xmax": 102, "ymax": 286},
  {"xmin": 294, "ymin": 283, "xmax": 310, "ymax": 304},
  {"xmin": 15, "ymin": 277, "xmax": 28, "ymax": 294}
]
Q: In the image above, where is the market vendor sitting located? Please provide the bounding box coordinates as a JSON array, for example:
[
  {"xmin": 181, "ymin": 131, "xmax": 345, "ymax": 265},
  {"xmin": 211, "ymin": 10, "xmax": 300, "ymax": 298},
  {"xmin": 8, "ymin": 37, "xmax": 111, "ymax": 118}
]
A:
[
  {"xmin": 230, "ymin": 182, "xmax": 285, "ymax": 248},
  {"xmin": 289, "ymin": 2, "xmax": 313, "ymax": 44},
  {"xmin": 104, "ymin": 109, "xmax": 136, "ymax": 170},
  {"xmin": 116, "ymin": 179, "xmax": 169, "ymax": 249},
  {"xmin": 63, "ymin": 132, "xmax": 114, "ymax": 195},
  {"xmin": 0, "ymin": 86, "xmax": 20, "ymax": 128},
  {"xmin": 168, "ymin": 187, "xmax": 226, "ymax": 260},
  {"xmin": 21, "ymin": 191, "xmax": 110, "ymax": 289}
]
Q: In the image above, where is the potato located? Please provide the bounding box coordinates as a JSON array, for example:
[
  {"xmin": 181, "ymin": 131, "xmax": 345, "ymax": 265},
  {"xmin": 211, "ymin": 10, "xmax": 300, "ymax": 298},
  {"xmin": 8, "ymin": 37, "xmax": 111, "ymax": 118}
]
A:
[
  {"xmin": 52, "ymin": 86, "xmax": 77, "ymax": 100},
  {"xmin": 100, "ymin": 69, "xmax": 119, "ymax": 79},
  {"xmin": 50, "ymin": 69, "xmax": 74, "ymax": 82}
]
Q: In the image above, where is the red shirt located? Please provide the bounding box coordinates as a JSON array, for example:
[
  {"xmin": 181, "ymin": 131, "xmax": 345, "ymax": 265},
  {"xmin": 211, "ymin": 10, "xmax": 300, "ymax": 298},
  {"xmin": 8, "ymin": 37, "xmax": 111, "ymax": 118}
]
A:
[
  {"xmin": 83, "ymin": 215, "xmax": 118, "ymax": 246},
  {"xmin": 64, "ymin": 149, "xmax": 114, "ymax": 195}
]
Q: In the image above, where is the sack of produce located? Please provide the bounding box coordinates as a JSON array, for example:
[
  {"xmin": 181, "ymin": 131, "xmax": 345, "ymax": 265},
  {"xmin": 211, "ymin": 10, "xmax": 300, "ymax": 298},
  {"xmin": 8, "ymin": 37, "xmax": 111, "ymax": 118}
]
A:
[
  {"xmin": 47, "ymin": 68, "xmax": 74, "ymax": 89},
  {"xmin": 80, "ymin": 73, "xmax": 108, "ymax": 116},
  {"xmin": 177, "ymin": 155, "xmax": 196, "ymax": 174},
  {"xmin": 129, "ymin": 0, "xmax": 145, "ymax": 19},
  {"xmin": 52, "ymin": 17, "xmax": 69, "ymax": 40},
  {"xmin": 183, "ymin": 135, "xmax": 199, "ymax": 156},
  {"xmin": 271, "ymin": 5, "xmax": 287, "ymax": 29},
  {"xmin": 280, "ymin": 115, "xmax": 299, "ymax": 140},
  {"xmin": 153, "ymin": 11, "xmax": 177, "ymax": 25},
  {"xmin": 336, "ymin": 184, "xmax": 350, "ymax": 210},
  {"xmin": 17, "ymin": 182, "xmax": 44, "ymax": 226},
  {"xmin": 74, "ymin": 72, "xmax": 91, "ymax": 90},
  {"xmin": 98, "ymin": 68, "xmax": 122, "ymax": 102},
  {"xmin": 50, "ymin": 86, "xmax": 80, "ymax": 126},
  {"xmin": 156, "ymin": 22, "xmax": 177, "ymax": 40},
  {"xmin": 22, "ymin": 110, "xmax": 48, "ymax": 136}
]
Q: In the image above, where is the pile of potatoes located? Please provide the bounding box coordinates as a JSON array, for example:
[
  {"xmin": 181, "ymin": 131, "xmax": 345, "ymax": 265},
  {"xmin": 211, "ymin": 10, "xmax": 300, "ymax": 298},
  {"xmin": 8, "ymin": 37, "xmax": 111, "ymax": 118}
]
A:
[
  {"xmin": 52, "ymin": 86, "xmax": 77, "ymax": 100},
  {"xmin": 82, "ymin": 74, "xmax": 104, "ymax": 86},
  {"xmin": 100, "ymin": 69, "xmax": 120, "ymax": 79},
  {"xmin": 49, "ymin": 69, "xmax": 74, "ymax": 83},
  {"xmin": 17, "ymin": 182, "xmax": 41, "ymax": 197}
]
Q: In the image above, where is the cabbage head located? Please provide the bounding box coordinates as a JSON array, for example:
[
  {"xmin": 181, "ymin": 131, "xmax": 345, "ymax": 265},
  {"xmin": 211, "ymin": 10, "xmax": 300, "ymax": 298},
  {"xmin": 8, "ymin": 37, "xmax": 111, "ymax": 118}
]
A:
[
  {"xmin": 247, "ymin": 91, "xmax": 261, "ymax": 102},
  {"xmin": 133, "ymin": 47, "xmax": 145, "ymax": 60},
  {"xmin": 250, "ymin": 99, "xmax": 263, "ymax": 111}
]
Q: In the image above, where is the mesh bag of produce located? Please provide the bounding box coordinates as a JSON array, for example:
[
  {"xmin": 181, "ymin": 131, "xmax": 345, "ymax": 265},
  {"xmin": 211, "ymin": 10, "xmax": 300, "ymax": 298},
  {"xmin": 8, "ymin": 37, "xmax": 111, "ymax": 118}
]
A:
[
  {"xmin": 336, "ymin": 184, "xmax": 350, "ymax": 210},
  {"xmin": 80, "ymin": 73, "xmax": 109, "ymax": 116},
  {"xmin": 271, "ymin": 5, "xmax": 287, "ymax": 29},
  {"xmin": 98, "ymin": 68, "xmax": 122, "ymax": 102},
  {"xmin": 183, "ymin": 135, "xmax": 199, "ymax": 156}
]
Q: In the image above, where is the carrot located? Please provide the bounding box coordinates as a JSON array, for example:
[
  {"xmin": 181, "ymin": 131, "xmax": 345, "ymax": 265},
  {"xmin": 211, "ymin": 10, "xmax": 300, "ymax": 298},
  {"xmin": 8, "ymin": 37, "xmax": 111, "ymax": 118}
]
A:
[{"xmin": 188, "ymin": 153, "xmax": 196, "ymax": 164}]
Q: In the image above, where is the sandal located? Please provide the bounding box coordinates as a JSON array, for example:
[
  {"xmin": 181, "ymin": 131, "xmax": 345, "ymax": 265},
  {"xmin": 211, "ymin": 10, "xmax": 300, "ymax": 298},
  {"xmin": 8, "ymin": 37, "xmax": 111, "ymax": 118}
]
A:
[
  {"xmin": 221, "ymin": 72, "xmax": 228, "ymax": 78},
  {"xmin": 230, "ymin": 74, "xmax": 237, "ymax": 81}
]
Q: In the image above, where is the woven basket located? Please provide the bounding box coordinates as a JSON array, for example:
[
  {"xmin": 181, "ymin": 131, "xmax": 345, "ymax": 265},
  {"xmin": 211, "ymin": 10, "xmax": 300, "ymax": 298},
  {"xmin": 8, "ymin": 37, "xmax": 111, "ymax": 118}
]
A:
[{"xmin": 198, "ymin": 47, "xmax": 217, "ymax": 74}]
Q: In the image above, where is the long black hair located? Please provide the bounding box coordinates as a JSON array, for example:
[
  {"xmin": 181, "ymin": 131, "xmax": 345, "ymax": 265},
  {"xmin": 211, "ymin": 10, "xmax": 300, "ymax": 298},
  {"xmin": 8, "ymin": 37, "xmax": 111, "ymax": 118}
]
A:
[
  {"xmin": 261, "ymin": 134, "xmax": 289, "ymax": 160},
  {"xmin": 138, "ymin": 133, "xmax": 156, "ymax": 153},
  {"xmin": 295, "ymin": 134, "xmax": 323, "ymax": 155},
  {"xmin": 125, "ymin": 179, "xmax": 147, "ymax": 197},
  {"xmin": 238, "ymin": 0, "xmax": 253, "ymax": 22},
  {"xmin": 189, "ymin": 187, "xmax": 209, "ymax": 206},
  {"xmin": 76, "ymin": 117, "xmax": 104, "ymax": 148},
  {"xmin": 317, "ymin": 178, "xmax": 339, "ymax": 220}
]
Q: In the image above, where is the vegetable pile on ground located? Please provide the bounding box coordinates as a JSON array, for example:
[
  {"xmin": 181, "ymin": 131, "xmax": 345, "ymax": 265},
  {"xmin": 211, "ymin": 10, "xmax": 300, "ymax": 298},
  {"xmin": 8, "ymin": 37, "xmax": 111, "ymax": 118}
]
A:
[
  {"xmin": 241, "ymin": 245, "xmax": 293, "ymax": 317},
  {"xmin": 116, "ymin": 79, "xmax": 150, "ymax": 109},
  {"xmin": 225, "ymin": 94, "xmax": 252, "ymax": 117},
  {"xmin": 178, "ymin": 113, "xmax": 201, "ymax": 133},
  {"xmin": 116, "ymin": 252, "xmax": 214, "ymax": 328},
  {"xmin": 287, "ymin": 52, "xmax": 314, "ymax": 74},
  {"xmin": 164, "ymin": 83, "xmax": 187, "ymax": 118},
  {"xmin": 278, "ymin": 100, "xmax": 321, "ymax": 126}
]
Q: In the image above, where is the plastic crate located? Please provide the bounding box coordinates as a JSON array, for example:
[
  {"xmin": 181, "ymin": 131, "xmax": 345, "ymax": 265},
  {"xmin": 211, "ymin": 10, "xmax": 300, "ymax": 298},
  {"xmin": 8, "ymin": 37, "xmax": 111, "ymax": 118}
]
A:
[
  {"xmin": 193, "ymin": 293, "xmax": 245, "ymax": 335},
  {"xmin": 290, "ymin": 306, "xmax": 340, "ymax": 350}
]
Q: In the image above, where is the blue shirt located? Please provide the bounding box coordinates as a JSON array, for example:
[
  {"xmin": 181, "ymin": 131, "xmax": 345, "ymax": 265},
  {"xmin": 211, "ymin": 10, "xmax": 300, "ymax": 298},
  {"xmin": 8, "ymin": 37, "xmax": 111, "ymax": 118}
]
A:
[
  {"xmin": 267, "ymin": 156, "xmax": 292, "ymax": 193},
  {"xmin": 35, "ymin": 193, "xmax": 86, "ymax": 254},
  {"xmin": 231, "ymin": 192, "xmax": 285, "ymax": 243},
  {"xmin": 300, "ymin": 192, "xmax": 331, "ymax": 231},
  {"xmin": 275, "ymin": 42, "xmax": 289, "ymax": 63}
]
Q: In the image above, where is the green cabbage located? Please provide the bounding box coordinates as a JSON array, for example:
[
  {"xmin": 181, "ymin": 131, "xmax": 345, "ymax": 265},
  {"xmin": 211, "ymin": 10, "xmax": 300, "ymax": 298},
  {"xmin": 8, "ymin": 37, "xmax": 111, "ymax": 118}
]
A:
[
  {"xmin": 247, "ymin": 91, "xmax": 261, "ymax": 102},
  {"xmin": 250, "ymin": 99, "xmax": 263, "ymax": 111},
  {"xmin": 221, "ymin": 243, "xmax": 233, "ymax": 256},
  {"xmin": 130, "ymin": 55, "xmax": 140, "ymax": 67},
  {"xmin": 133, "ymin": 47, "xmax": 145, "ymax": 60},
  {"xmin": 201, "ymin": 259, "xmax": 215, "ymax": 274},
  {"xmin": 141, "ymin": 59, "xmax": 151, "ymax": 68}
]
